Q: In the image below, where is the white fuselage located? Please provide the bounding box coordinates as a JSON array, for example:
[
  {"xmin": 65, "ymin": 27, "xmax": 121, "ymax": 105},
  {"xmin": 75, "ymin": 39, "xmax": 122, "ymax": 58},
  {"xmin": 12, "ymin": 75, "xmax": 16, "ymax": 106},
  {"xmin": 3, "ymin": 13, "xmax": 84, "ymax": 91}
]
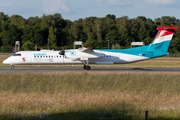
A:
[{"xmin": 3, "ymin": 50, "xmax": 149, "ymax": 65}]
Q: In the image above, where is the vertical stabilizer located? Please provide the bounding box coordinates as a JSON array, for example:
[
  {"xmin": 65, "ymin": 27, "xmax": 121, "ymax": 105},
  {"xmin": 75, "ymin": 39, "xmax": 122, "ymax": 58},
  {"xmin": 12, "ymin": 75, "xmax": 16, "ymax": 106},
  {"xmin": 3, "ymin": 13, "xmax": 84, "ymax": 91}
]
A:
[{"xmin": 147, "ymin": 27, "xmax": 177, "ymax": 52}]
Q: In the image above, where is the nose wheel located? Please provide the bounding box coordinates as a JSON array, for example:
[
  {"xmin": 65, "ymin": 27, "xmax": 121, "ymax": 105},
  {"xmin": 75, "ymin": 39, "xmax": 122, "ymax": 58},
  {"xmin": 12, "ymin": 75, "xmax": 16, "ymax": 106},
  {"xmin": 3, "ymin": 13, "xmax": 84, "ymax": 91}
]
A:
[{"xmin": 11, "ymin": 65, "xmax": 14, "ymax": 69}]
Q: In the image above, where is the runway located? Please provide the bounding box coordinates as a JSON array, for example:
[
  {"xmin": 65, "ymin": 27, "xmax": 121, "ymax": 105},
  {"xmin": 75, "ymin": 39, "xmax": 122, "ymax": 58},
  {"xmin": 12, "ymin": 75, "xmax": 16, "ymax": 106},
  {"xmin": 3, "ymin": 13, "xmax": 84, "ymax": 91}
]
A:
[{"xmin": 0, "ymin": 67, "xmax": 180, "ymax": 73}]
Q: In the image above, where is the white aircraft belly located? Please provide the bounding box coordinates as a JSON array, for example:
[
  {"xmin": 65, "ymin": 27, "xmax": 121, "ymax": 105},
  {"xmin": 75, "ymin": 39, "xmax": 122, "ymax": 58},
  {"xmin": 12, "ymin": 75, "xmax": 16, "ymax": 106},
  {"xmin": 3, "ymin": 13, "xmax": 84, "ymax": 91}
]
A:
[{"xmin": 121, "ymin": 53, "xmax": 149, "ymax": 63}]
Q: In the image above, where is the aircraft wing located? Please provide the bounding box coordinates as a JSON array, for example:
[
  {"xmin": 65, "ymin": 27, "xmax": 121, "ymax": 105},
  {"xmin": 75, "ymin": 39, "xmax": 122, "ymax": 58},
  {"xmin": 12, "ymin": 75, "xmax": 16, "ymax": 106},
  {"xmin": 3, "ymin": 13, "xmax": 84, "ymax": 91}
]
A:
[
  {"xmin": 78, "ymin": 47, "xmax": 93, "ymax": 53},
  {"xmin": 78, "ymin": 47, "xmax": 105, "ymax": 59},
  {"xmin": 66, "ymin": 47, "xmax": 105, "ymax": 60}
]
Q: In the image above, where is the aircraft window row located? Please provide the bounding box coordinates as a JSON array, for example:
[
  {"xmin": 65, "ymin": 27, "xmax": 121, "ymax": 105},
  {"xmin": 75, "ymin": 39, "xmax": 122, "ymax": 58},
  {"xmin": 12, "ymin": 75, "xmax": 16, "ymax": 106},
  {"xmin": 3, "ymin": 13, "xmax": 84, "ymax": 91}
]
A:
[
  {"xmin": 13, "ymin": 54, "xmax": 21, "ymax": 56},
  {"xmin": 34, "ymin": 55, "xmax": 61, "ymax": 58},
  {"xmin": 106, "ymin": 55, "xmax": 117, "ymax": 57}
]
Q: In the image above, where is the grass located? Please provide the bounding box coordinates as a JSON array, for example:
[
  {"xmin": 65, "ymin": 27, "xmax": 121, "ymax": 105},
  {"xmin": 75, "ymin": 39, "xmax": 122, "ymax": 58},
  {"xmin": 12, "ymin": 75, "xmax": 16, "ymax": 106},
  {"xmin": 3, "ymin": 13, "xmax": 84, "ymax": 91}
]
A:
[
  {"xmin": 0, "ymin": 72, "xmax": 180, "ymax": 119},
  {"xmin": 1, "ymin": 55, "xmax": 180, "ymax": 68}
]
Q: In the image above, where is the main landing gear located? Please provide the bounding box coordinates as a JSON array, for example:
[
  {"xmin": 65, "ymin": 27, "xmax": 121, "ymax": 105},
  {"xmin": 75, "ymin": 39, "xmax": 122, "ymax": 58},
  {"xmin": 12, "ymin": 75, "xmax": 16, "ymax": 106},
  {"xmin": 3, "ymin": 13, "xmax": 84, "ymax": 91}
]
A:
[
  {"xmin": 83, "ymin": 65, "xmax": 91, "ymax": 70},
  {"xmin": 82, "ymin": 60, "xmax": 91, "ymax": 70}
]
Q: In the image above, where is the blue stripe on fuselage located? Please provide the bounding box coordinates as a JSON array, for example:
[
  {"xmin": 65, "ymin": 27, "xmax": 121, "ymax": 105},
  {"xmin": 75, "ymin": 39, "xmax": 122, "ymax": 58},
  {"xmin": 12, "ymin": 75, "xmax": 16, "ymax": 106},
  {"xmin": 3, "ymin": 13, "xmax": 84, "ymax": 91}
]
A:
[{"xmin": 95, "ymin": 41, "xmax": 170, "ymax": 58}]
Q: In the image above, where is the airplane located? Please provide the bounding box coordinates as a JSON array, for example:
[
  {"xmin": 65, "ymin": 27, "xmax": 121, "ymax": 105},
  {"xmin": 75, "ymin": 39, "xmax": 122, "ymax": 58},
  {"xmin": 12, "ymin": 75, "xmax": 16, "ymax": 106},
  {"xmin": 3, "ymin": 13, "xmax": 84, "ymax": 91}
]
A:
[{"xmin": 3, "ymin": 27, "xmax": 177, "ymax": 70}]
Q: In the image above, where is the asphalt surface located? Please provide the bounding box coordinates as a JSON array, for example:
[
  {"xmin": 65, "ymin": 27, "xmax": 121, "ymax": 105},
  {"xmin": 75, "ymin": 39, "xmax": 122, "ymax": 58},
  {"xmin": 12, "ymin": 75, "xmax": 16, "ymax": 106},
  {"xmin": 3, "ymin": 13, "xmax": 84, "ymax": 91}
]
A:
[{"xmin": 0, "ymin": 67, "xmax": 180, "ymax": 73}]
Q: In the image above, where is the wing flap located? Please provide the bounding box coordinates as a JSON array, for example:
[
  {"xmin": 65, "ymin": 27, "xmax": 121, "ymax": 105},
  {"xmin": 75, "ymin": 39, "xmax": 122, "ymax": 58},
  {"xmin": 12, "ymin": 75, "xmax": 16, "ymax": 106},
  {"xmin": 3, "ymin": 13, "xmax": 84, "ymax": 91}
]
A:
[
  {"xmin": 78, "ymin": 47, "xmax": 105, "ymax": 59},
  {"xmin": 78, "ymin": 47, "xmax": 93, "ymax": 53}
]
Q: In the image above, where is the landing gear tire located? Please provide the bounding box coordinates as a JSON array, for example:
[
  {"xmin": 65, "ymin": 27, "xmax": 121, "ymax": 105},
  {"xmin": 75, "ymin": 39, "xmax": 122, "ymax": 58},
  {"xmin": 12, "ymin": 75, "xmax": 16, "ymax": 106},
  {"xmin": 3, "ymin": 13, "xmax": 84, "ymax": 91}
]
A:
[
  {"xmin": 11, "ymin": 65, "xmax": 14, "ymax": 69},
  {"xmin": 82, "ymin": 60, "xmax": 91, "ymax": 70},
  {"xmin": 83, "ymin": 65, "xmax": 86, "ymax": 69},
  {"xmin": 86, "ymin": 66, "xmax": 91, "ymax": 70}
]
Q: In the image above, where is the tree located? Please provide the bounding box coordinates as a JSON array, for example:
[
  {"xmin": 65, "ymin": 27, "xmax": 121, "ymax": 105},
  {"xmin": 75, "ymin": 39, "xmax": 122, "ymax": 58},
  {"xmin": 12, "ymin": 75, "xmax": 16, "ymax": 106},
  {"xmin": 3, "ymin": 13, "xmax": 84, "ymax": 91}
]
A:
[
  {"xmin": 48, "ymin": 26, "xmax": 57, "ymax": 49},
  {"xmin": 9, "ymin": 15, "xmax": 26, "ymax": 30},
  {"xmin": 1, "ymin": 24, "xmax": 22, "ymax": 52},
  {"xmin": 112, "ymin": 43, "xmax": 120, "ymax": 49},
  {"xmin": 137, "ymin": 22, "xmax": 147, "ymax": 42},
  {"xmin": 105, "ymin": 26, "xmax": 119, "ymax": 47},
  {"xmin": 83, "ymin": 17, "xmax": 97, "ymax": 48},
  {"xmin": 22, "ymin": 24, "xmax": 43, "ymax": 46},
  {"xmin": 33, "ymin": 25, "xmax": 43, "ymax": 46},
  {"xmin": 21, "ymin": 41, "xmax": 34, "ymax": 50},
  {"xmin": 27, "ymin": 16, "xmax": 41, "ymax": 26},
  {"xmin": 169, "ymin": 26, "xmax": 180, "ymax": 53},
  {"xmin": 0, "ymin": 13, "xmax": 180, "ymax": 53},
  {"xmin": 21, "ymin": 25, "xmax": 33, "ymax": 44},
  {"xmin": 5, "ymin": 24, "xmax": 22, "ymax": 46},
  {"xmin": 118, "ymin": 27, "xmax": 128, "ymax": 47},
  {"xmin": 0, "ymin": 12, "xmax": 9, "ymax": 48}
]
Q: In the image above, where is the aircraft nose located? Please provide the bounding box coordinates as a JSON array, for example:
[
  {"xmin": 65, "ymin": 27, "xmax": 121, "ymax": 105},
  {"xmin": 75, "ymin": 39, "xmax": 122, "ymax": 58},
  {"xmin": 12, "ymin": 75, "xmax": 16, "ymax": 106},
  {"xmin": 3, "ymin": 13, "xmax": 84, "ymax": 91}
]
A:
[
  {"xmin": 3, "ymin": 58, "xmax": 11, "ymax": 64},
  {"xmin": 3, "ymin": 59, "xmax": 8, "ymax": 64}
]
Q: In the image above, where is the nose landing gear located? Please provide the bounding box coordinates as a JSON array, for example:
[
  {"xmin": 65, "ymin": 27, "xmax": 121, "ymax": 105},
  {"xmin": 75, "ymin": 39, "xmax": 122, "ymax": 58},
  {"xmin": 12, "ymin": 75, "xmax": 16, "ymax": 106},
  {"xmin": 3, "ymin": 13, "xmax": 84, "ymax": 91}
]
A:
[{"xmin": 11, "ymin": 65, "xmax": 14, "ymax": 69}]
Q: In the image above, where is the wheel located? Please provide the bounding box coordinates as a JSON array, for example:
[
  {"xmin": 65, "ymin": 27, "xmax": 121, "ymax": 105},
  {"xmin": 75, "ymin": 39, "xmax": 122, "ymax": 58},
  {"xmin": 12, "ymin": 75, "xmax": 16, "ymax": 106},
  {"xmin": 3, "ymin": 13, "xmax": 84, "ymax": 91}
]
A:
[
  {"xmin": 11, "ymin": 65, "xmax": 14, "ymax": 69},
  {"xmin": 86, "ymin": 66, "xmax": 91, "ymax": 70},
  {"xmin": 83, "ymin": 65, "xmax": 86, "ymax": 69}
]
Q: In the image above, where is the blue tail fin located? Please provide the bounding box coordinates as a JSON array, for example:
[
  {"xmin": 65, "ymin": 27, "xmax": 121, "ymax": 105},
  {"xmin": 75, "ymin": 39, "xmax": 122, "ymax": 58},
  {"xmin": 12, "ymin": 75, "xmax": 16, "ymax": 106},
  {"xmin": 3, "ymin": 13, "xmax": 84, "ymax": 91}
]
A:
[{"xmin": 147, "ymin": 27, "xmax": 177, "ymax": 52}]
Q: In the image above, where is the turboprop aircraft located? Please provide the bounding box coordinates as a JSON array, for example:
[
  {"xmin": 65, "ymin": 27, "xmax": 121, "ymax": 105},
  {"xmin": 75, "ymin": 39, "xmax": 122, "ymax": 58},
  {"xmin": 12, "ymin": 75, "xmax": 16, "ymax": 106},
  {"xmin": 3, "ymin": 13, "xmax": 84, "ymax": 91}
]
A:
[{"xmin": 3, "ymin": 27, "xmax": 177, "ymax": 70}]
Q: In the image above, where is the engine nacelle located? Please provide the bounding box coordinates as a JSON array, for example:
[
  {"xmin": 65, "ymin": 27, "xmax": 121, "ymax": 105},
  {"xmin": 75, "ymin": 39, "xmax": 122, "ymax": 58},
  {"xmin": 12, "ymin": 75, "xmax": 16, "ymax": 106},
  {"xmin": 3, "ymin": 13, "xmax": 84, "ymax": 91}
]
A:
[{"xmin": 59, "ymin": 51, "xmax": 65, "ymax": 55}]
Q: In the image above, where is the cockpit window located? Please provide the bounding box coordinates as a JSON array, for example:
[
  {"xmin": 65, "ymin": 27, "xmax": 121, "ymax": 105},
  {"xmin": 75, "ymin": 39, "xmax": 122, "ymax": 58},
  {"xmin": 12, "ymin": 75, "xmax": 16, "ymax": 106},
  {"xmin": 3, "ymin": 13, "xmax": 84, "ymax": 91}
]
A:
[{"xmin": 13, "ymin": 54, "xmax": 21, "ymax": 56}]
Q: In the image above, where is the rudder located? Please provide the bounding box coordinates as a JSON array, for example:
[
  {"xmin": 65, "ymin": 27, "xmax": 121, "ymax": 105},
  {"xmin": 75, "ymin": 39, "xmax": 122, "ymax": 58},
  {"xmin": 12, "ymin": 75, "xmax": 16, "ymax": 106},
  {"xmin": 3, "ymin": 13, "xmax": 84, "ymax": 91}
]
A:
[{"xmin": 147, "ymin": 27, "xmax": 177, "ymax": 52}]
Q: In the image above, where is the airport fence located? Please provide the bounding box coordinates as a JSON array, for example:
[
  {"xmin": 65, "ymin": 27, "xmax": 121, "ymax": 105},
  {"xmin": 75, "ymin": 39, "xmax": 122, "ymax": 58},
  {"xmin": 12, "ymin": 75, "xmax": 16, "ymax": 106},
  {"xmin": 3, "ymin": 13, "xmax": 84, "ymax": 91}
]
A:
[
  {"xmin": 165, "ymin": 54, "xmax": 180, "ymax": 57},
  {"xmin": 0, "ymin": 53, "xmax": 14, "ymax": 55}
]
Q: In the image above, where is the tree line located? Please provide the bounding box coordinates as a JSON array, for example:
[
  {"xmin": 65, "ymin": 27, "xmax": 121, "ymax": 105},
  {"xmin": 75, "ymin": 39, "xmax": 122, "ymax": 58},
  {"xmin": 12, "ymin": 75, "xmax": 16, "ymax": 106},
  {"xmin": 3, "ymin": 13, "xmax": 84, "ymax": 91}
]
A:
[{"xmin": 0, "ymin": 12, "xmax": 180, "ymax": 53}]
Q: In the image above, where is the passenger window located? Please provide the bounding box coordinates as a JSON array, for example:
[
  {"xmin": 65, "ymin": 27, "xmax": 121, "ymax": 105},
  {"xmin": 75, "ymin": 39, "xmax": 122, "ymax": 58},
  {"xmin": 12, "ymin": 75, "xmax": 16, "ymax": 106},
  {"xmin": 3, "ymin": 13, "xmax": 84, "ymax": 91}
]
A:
[
  {"xmin": 34, "ymin": 56, "xmax": 36, "ymax": 58},
  {"xmin": 37, "ymin": 56, "xmax": 39, "ymax": 58},
  {"xmin": 40, "ymin": 56, "xmax": 42, "ymax": 58},
  {"xmin": 57, "ymin": 56, "xmax": 58, "ymax": 58},
  {"xmin": 51, "ymin": 56, "xmax": 53, "ymax": 58},
  {"xmin": 46, "ymin": 56, "xmax": 48, "ymax": 58},
  {"xmin": 49, "ymin": 56, "xmax": 50, "ymax": 58},
  {"xmin": 43, "ymin": 56, "xmax": 45, "ymax": 58}
]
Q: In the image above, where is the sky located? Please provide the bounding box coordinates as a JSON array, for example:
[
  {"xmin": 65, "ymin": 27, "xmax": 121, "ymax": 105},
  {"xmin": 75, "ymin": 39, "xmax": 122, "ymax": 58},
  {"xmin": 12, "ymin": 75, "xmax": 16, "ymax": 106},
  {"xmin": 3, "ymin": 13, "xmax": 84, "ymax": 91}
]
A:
[{"xmin": 0, "ymin": 0, "xmax": 180, "ymax": 21}]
